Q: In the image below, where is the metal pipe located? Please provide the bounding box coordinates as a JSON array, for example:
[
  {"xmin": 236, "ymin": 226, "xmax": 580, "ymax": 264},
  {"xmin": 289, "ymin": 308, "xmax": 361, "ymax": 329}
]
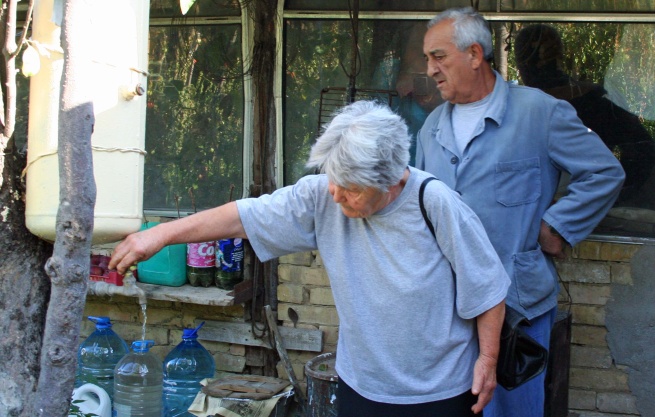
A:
[{"xmin": 88, "ymin": 274, "xmax": 147, "ymax": 306}]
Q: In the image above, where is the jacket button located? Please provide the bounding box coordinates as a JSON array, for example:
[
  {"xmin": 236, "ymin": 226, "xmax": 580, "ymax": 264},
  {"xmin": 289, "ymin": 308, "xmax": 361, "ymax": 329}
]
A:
[{"xmin": 450, "ymin": 156, "xmax": 459, "ymax": 164}]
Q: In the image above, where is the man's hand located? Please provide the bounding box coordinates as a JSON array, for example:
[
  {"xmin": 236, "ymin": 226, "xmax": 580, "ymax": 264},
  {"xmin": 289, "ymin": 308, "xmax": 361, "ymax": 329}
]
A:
[
  {"xmin": 471, "ymin": 352, "xmax": 497, "ymax": 413},
  {"xmin": 539, "ymin": 220, "xmax": 565, "ymax": 259}
]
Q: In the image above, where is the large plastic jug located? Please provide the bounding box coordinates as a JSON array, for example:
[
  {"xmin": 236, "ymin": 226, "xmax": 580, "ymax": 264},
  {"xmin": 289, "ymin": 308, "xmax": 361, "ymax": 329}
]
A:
[
  {"xmin": 114, "ymin": 340, "xmax": 163, "ymax": 417},
  {"xmin": 75, "ymin": 316, "xmax": 129, "ymax": 402},
  {"xmin": 25, "ymin": 0, "xmax": 149, "ymax": 244},
  {"xmin": 163, "ymin": 322, "xmax": 215, "ymax": 417},
  {"xmin": 70, "ymin": 383, "xmax": 111, "ymax": 417},
  {"xmin": 137, "ymin": 221, "xmax": 187, "ymax": 286}
]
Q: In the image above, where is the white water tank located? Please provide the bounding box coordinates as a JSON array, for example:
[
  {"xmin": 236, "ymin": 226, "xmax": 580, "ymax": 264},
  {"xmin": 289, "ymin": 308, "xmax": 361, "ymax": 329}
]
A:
[{"xmin": 25, "ymin": 0, "xmax": 149, "ymax": 244}]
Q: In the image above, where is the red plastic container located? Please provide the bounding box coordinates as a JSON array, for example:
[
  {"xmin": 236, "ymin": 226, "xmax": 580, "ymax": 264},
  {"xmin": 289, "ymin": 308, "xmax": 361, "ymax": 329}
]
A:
[{"xmin": 90, "ymin": 254, "xmax": 124, "ymax": 286}]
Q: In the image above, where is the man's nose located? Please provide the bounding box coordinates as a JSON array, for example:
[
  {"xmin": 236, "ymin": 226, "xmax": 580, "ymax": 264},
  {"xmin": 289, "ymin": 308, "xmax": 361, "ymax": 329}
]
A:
[{"xmin": 427, "ymin": 60, "xmax": 439, "ymax": 77}]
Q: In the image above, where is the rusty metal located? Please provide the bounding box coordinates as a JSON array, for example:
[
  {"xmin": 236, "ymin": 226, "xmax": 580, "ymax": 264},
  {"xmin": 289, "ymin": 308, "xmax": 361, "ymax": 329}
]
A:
[{"xmin": 305, "ymin": 352, "xmax": 338, "ymax": 417}]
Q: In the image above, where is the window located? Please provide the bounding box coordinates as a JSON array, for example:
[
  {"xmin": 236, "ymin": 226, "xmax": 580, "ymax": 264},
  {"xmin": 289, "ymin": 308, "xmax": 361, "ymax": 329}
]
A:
[
  {"xmin": 144, "ymin": 0, "xmax": 245, "ymax": 213},
  {"xmin": 282, "ymin": 7, "xmax": 655, "ymax": 239},
  {"xmin": 16, "ymin": 2, "xmax": 653, "ymax": 239},
  {"xmin": 284, "ymin": 19, "xmax": 442, "ymax": 183},
  {"xmin": 507, "ymin": 21, "xmax": 655, "ymax": 237},
  {"xmin": 502, "ymin": 0, "xmax": 655, "ymax": 12}
]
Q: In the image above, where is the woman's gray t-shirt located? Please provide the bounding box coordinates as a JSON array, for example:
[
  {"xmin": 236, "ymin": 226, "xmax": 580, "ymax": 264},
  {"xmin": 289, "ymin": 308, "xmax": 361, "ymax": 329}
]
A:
[{"xmin": 236, "ymin": 166, "xmax": 510, "ymax": 404}]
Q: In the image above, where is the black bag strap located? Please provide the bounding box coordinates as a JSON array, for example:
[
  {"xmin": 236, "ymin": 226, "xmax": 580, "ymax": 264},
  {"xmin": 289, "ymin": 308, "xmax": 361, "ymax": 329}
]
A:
[{"xmin": 419, "ymin": 177, "xmax": 437, "ymax": 238}]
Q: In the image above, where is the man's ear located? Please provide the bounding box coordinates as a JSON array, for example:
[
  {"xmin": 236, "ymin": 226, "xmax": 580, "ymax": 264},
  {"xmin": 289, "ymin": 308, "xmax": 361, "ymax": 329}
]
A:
[{"xmin": 469, "ymin": 43, "xmax": 485, "ymax": 69}]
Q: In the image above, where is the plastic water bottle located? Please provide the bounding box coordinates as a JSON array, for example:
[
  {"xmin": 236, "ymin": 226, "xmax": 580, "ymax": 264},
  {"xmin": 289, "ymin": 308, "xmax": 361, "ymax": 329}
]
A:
[
  {"xmin": 113, "ymin": 340, "xmax": 163, "ymax": 417},
  {"xmin": 186, "ymin": 242, "xmax": 216, "ymax": 287},
  {"xmin": 163, "ymin": 322, "xmax": 215, "ymax": 417},
  {"xmin": 215, "ymin": 238, "xmax": 244, "ymax": 290},
  {"xmin": 75, "ymin": 316, "xmax": 129, "ymax": 402}
]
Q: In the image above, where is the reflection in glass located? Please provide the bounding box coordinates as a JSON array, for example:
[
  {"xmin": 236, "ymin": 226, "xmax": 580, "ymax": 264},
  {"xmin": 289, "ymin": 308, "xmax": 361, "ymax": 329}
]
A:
[
  {"xmin": 284, "ymin": 19, "xmax": 442, "ymax": 185},
  {"xmin": 145, "ymin": 25, "xmax": 244, "ymax": 212},
  {"xmin": 511, "ymin": 22, "xmax": 655, "ymax": 237}
]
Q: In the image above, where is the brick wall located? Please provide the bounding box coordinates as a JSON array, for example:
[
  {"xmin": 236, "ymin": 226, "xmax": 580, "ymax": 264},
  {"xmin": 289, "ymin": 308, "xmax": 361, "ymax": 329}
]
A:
[
  {"xmin": 276, "ymin": 242, "xmax": 647, "ymax": 416},
  {"xmin": 82, "ymin": 240, "xmax": 649, "ymax": 416},
  {"xmin": 81, "ymin": 296, "xmax": 249, "ymax": 374},
  {"xmin": 557, "ymin": 241, "xmax": 642, "ymax": 416}
]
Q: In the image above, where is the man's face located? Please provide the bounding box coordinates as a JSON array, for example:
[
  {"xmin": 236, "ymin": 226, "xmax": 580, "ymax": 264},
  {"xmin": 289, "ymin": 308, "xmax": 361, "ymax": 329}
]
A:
[{"xmin": 423, "ymin": 19, "xmax": 477, "ymax": 104}]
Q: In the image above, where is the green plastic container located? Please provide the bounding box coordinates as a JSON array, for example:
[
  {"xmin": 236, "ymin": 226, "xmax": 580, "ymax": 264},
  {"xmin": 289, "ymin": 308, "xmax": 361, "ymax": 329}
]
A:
[{"xmin": 136, "ymin": 221, "xmax": 187, "ymax": 286}]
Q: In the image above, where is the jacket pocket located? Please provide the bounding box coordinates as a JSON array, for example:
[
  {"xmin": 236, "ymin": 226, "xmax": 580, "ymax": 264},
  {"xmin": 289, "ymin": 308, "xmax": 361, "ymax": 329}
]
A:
[
  {"xmin": 495, "ymin": 158, "xmax": 541, "ymax": 206},
  {"xmin": 513, "ymin": 246, "xmax": 557, "ymax": 310}
]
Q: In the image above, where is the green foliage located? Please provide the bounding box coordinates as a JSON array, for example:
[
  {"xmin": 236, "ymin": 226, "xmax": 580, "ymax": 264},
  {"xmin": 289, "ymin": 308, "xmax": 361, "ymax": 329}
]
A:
[
  {"xmin": 145, "ymin": 25, "xmax": 244, "ymax": 211},
  {"xmin": 283, "ymin": 20, "xmax": 427, "ymax": 184}
]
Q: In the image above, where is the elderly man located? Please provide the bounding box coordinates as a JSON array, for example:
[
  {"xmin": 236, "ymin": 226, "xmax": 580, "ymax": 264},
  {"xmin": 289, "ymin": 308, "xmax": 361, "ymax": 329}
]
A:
[
  {"xmin": 415, "ymin": 7, "xmax": 625, "ymax": 417},
  {"xmin": 111, "ymin": 100, "xmax": 510, "ymax": 416}
]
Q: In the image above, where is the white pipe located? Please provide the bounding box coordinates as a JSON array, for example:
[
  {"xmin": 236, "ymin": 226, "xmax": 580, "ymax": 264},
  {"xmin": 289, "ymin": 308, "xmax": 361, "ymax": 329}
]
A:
[{"xmin": 87, "ymin": 274, "xmax": 147, "ymax": 306}]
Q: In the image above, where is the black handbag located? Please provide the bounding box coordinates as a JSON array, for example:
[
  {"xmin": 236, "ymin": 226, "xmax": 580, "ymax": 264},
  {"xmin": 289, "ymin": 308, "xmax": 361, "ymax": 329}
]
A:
[
  {"xmin": 496, "ymin": 305, "xmax": 548, "ymax": 390},
  {"xmin": 419, "ymin": 177, "xmax": 548, "ymax": 391}
]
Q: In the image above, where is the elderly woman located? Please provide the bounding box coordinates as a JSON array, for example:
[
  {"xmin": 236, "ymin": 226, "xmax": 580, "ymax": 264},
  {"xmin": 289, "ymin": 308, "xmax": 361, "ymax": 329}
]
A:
[{"xmin": 110, "ymin": 101, "xmax": 509, "ymax": 417}]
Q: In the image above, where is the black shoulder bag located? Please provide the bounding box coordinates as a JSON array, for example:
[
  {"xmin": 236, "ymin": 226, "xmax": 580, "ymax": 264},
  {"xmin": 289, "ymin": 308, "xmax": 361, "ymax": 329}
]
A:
[{"xmin": 419, "ymin": 177, "xmax": 548, "ymax": 391}]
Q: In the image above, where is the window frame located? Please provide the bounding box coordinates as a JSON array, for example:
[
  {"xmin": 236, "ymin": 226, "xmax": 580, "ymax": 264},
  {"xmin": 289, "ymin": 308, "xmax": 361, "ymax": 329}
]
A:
[
  {"xmin": 278, "ymin": 8, "xmax": 655, "ymax": 245},
  {"xmin": 143, "ymin": 11, "xmax": 254, "ymax": 218},
  {"xmin": 142, "ymin": 3, "xmax": 655, "ymax": 243}
]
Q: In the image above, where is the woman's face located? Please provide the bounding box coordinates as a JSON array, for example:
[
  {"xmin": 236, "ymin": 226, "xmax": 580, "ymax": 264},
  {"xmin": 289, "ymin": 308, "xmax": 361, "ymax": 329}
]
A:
[{"xmin": 328, "ymin": 182, "xmax": 388, "ymax": 218}]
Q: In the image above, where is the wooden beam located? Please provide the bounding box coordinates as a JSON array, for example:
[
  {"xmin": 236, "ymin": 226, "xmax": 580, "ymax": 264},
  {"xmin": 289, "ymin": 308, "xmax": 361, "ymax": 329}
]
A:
[{"xmin": 196, "ymin": 319, "xmax": 323, "ymax": 352}]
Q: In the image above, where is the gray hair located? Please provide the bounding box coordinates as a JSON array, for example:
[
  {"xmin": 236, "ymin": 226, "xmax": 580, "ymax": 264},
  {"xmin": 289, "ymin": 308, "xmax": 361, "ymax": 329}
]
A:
[
  {"xmin": 428, "ymin": 7, "xmax": 493, "ymax": 61},
  {"xmin": 306, "ymin": 100, "xmax": 410, "ymax": 192}
]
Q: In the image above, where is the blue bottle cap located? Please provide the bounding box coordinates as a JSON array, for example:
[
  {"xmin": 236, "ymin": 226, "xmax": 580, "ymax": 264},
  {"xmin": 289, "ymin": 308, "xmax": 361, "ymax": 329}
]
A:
[
  {"xmin": 182, "ymin": 321, "xmax": 205, "ymax": 339},
  {"xmin": 131, "ymin": 340, "xmax": 155, "ymax": 352},
  {"xmin": 88, "ymin": 316, "xmax": 112, "ymax": 329}
]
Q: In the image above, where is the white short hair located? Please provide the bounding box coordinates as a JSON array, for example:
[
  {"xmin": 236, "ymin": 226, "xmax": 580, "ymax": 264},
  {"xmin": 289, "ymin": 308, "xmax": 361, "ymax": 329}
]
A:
[{"xmin": 306, "ymin": 100, "xmax": 410, "ymax": 192}]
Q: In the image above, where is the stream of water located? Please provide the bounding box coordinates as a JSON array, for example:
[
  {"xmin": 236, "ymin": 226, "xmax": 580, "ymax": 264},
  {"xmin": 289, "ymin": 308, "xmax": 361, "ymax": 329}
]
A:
[{"xmin": 140, "ymin": 303, "xmax": 147, "ymax": 341}]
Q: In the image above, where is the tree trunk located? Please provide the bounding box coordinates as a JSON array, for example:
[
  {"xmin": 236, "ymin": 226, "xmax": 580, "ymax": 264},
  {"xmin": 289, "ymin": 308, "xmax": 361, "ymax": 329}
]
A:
[
  {"xmin": 0, "ymin": 1, "xmax": 52, "ymax": 415},
  {"xmin": 0, "ymin": 151, "xmax": 52, "ymax": 417},
  {"xmin": 32, "ymin": 0, "xmax": 96, "ymax": 414},
  {"xmin": 493, "ymin": 22, "xmax": 509, "ymax": 80},
  {"xmin": 0, "ymin": 143, "xmax": 52, "ymax": 416}
]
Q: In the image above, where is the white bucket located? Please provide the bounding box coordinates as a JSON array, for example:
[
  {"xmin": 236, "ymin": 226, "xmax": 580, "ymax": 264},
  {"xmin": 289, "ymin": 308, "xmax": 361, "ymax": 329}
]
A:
[{"xmin": 70, "ymin": 383, "xmax": 111, "ymax": 417}]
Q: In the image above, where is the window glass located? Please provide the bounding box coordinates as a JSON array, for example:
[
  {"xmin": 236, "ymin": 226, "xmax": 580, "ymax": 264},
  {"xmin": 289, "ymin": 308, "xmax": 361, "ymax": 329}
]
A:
[
  {"xmin": 284, "ymin": 18, "xmax": 655, "ymax": 238},
  {"xmin": 145, "ymin": 25, "xmax": 244, "ymax": 212},
  {"xmin": 284, "ymin": 19, "xmax": 442, "ymax": 184},
  {"xmin": 285, "ymin": 0, "xmax": 495, "ymax": 12},
  {"xmin": 508, "ymin": 22, "xmax": 655, "ymax": 237},
  {"xmin": 502, "ymin": 0, "xmax": 655, "ymax": 12}
]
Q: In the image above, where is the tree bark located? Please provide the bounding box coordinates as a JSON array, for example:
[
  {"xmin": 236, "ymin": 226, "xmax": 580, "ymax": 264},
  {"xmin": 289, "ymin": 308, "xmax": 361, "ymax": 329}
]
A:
[
  {"xmin": 0, "ymin": 1, "xmax": 52, "ymax": 416},
  {"xmin": 493, "ymin": 22, "xmax": 509, "ymax": 80},
  {"xmin": 32, "ymin": 0, "xmax": 96, "ymax": 414}
]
